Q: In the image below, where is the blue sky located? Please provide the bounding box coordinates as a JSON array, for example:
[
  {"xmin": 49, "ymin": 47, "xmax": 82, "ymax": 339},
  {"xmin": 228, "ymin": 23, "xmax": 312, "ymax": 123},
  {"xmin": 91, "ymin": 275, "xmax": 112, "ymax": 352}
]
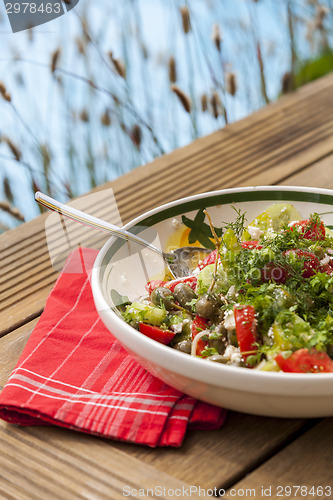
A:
[{"xmin": 0, "ymin": 0, "xmax": 331, "ymax": 226}]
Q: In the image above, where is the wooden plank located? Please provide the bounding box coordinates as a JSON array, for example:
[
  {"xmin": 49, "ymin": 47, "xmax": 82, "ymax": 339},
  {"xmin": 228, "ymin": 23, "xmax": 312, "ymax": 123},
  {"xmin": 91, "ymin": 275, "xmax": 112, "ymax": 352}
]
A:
[
  {"xmin": 229, "ymin": 419, "xmax": 333, "ymax": 499},
  {"xmin": 279, "ymin": 153, "xmax": 333, "ymax": 189},
  {"xmin": 0, "ymin": 319, "xmax": 310, "ymax": 490},
  {"xmin": 1, "ymin": 74, "xmax": 333, "ymax": 335},
  {"xmin": 0, "ymin": 319, "xmax": 37, "ymax": 389},
  {"xmin": 0, "ymin": 422, "xmax": 199, "ymax": 500}
]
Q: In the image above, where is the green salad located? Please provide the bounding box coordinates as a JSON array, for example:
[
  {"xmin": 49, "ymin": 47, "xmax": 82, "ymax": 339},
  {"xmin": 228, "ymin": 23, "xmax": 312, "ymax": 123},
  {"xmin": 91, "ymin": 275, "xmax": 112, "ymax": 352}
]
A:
[{"xmin": 122, "ymin": 203, "xmax": 333, "ymax": 373}]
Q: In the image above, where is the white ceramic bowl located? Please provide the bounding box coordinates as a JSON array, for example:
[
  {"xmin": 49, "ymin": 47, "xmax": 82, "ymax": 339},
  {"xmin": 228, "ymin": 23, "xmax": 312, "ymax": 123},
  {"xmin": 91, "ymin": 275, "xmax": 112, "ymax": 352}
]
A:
[{"xmin": 92, "ymin": 186, "xmax": 333, "ymax": 418}]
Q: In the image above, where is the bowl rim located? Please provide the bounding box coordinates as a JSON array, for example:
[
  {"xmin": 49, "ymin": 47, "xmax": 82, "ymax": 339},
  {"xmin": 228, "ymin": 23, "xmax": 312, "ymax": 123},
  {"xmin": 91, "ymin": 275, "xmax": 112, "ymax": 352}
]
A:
[{"xmin": 91, "ymin": 185, "xmax": 333, "ymax": 397}]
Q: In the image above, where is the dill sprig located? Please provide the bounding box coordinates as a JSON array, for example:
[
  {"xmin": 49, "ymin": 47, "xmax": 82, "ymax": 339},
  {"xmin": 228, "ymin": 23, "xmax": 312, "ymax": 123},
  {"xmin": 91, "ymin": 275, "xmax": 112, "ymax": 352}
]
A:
[{"xmin": 221, "ymin": 206, "xmax": 247, "ymax": 241}]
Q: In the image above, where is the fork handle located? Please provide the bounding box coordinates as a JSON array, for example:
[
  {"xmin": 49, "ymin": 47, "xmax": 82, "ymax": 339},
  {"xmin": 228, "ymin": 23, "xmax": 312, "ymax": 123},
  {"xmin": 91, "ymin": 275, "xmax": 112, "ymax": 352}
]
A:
[{"xmin": 35, "ymin": 191, "xmax": 163, "ymax": 256}]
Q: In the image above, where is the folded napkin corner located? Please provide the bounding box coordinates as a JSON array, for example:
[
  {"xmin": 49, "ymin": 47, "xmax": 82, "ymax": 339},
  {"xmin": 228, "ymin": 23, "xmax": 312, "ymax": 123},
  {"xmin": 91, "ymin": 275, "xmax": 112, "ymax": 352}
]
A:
[{"xmin": 0, "ymin": 248, "xmax": 226, "ymax": 447}]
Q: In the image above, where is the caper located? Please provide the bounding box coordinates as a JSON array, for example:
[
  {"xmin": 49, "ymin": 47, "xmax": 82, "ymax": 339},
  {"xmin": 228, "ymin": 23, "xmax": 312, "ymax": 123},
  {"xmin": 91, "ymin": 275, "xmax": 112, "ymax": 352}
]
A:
[
  {"xmin": 151, "ymin": 287, "xmax": 175, "ymax": 310},
  {"xmin": 195, "ymin": 294, "xmax": 220, "ymax": 319},
  {"xmin": 173, "ymin": 283, "xmax": 197, "ymax": 310},
  {"xmin": 210, "ymin": 309, "xmax": 225, "ymax": 325},
  {"xmin": 174, "ymin": 339, "xmax": 192, "ymax": 354},
  {"xmin": 208, "ymin": 338, "xmax": 226, "ymax": 355},
  {"xmin": 227, "ymin": 329, "xmax": 238, "ymax": 347},
  {"xmin": 310, "ymin": 245, "xmax": 325, "ymax": 260}
]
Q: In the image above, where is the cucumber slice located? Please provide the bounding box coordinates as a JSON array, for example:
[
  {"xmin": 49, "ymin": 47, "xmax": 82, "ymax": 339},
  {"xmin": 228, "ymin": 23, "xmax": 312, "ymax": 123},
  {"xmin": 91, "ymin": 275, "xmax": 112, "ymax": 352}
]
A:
[
  {"xmin": 325, "ymin": 226, "xmax": 333, "ymax": 238},
  {"xmin": 196, "ymin": 264, "xmax": 228, "ymax": 294},
  {"xmin": 124, "ymin": 302, "xmax": 167, "ymax": 326},
  {"xmin": 247, "ymin": 203, "xmax": 302, "ymax": 234}
]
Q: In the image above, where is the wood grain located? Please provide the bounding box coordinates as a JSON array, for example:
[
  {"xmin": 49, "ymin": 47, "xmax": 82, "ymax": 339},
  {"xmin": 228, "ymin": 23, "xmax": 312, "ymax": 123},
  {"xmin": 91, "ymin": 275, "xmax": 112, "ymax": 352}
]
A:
[
  {"xmin": 230, "ymin": 418, "xmax": 333, "ymax": 498},
  {"xmin": 280, "ymin": 153, "xmax": 333, "ymax": 189},
  {"xmin": 0, "ymin": 422, "xmax": 200, "ymax": 500}
]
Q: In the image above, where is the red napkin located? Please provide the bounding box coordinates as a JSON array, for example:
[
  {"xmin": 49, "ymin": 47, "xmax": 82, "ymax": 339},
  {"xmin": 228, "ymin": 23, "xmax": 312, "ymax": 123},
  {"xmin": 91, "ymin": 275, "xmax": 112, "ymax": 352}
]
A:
[{"xmin": 0, "ymin": 248, "xmax": 226, "ymax": 447}]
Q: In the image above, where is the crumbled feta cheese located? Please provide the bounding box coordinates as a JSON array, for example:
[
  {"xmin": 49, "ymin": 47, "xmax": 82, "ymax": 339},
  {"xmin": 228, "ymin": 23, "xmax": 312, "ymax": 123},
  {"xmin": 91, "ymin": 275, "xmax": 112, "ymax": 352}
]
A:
[
  {"xmin": 171, "ymin": 322, "xmax": 183, "ymax": 334},
  {"xmin": 224, "ymin": 345, "xmax": 241, "ymax": 363},
  {"xmin": 226, "ymin": 285, "xmax": 237, "ymax": 300},
  {"xmin": 223, "ymin": 310, "xmax": 236, "ymax": 332},
  {"xmin": 120, "ymin": 273, "xmax": 128, "ymax": 284},
  {"xmin": 231, "ymin": 351, "xmax": 242, "ymax": 363},
  {"xmin": 247, "ymin": 225, "xmax": 264, "ymax": 240},
  {"xmin": 170, "ymin": 318, "xmax": 190, "ymax": 334},
  {"xmin": 267, "ymin": 326, "xmax": 274, "ymax": 339},
  {"xmin": 320, "ymin": 254, "xmax": 330, "ymax": 266},
  {"xmin": 192, "ymin": 267, "xmax": 200, "ymax": 277}
]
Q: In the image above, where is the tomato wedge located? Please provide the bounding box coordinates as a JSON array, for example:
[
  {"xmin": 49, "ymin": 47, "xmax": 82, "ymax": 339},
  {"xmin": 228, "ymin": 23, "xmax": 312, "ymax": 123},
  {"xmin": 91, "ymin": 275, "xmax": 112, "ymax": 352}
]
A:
[
  {"xmin": 234, "ymin": 305, "xmax": 258, "ymax": 362},
  {"xmin": 191, "ymin": 315, "xmax": 209, "ymax": 356},
  {"xmin": 164, "ymin": 276, "xmax": 197, "ymax": 292},
  {"xmin": 241, "ymin": 240, "xmax": 263, "ymax": 250},
  {"xmin": 275, "ymin": 348, "xmax": 333, "ymax": 373},
  {"xmin": 139, "ymin": 323, "xmax": 175, "ymax": 345},
  {"xmin": 284, "ymin": 249, "xmax": 320, "ymax": 278},
  {"xmin": 320, "ymin": 263, "xmax": 333, "ymax": 275},
  {"xmin": 197, "ymin": 249, "xmax": 219, "ymax": 270},
  {"xmin": 261, "ymin": 262, "xmax": 286, "ymax": 283},
  {"xmin": 288, "ymin": 219, "xmax": 325, "ymax": 241},
  {"xmin": 145, "ymin": 280, "xmax": 166, "ymax": 295}
]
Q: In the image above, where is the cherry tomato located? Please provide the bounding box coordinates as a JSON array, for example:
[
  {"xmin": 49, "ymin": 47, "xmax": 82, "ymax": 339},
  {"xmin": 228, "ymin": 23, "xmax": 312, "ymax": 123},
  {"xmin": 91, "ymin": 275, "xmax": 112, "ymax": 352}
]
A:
[
  {"xmin": 139, "ymin": 323, "xmax": 175, "ymax": 345},
  {"xmin": 234, "ymin": 305, "xmax": 258, "ymax": 362},
  {"xmin": 284, "ymin": 249, "xmax": 320, "ymax": 278},
  {"xmin": 288, "ymin": 219, "xmax": 325, "ymax": 241},
  {"xmin": 319, "ymin": 263, "xmax": 333, "ymax": 275},
  {"xmin": 261, "ymin": 262, "xmax": 286, "ymax": 283},
  {"xmin": 191, "ymin": 315, "xmax": 209, "ymax": 356},
  {"xmin": 275, "ymin": 348, "xmax": 333, "ymax": 373},
  {"xmin": 241, "ymin": 240, "xmax": 263, "ymax": 250}
]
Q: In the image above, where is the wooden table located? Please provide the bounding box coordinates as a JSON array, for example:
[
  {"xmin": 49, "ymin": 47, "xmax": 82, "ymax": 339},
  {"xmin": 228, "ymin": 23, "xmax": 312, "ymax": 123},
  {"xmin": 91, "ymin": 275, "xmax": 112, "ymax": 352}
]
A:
[{"xmin": 1, "ymin": 73, "xmax": 333, "ymax": 500}]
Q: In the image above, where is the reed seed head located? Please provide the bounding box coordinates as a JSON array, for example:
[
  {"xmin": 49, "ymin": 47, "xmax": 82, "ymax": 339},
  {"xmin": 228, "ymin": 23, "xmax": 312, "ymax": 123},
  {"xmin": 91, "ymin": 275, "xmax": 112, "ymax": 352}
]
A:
[
  {"xmin": 210, "ymin": 91, "xmax": 223, "ymax": 119},
  {"xmin": 201, "ymin": 94, "xmax": 208, "ymax": 112},
  {"xmin": 1, "ymin": 136, "xmax": 21, "ymax": 161},
  {"xmin": 75, "ymin": 37, "xmax": 86, "ymax": 55},
  {"xmin": 3, "ymin": 177, "xmax": 13, "ymax": 203},
  {"xmin": 130, "ymin": 124, "xmax": 142, "ymax": 148},
  {"xmin": 0, "ymin": 201, "xmax": 25, "ymax": 222},
  {"xmin": 0, "ymin": 82, "xmax": 11, "ymax": 102},
  {"xmin": 79, "ymin": 109, "xmax": 89, "ymax": 122},
  {"xmin": 171, "ymin": 84, "xmax": 192, "ymax": 113},
  {"xmin": 51, "ymin": 48, "xmax": 61, "ymax": 74},
  {"xmin": 211, "ymin": 23, "xmax": 222, "ymax": 52},
  {"xmin": 281, "ymin": 71, "xmax": 293, "ymax": 94},
  {"xmin": 101, "ymin": 109, "xmax": 111, "ymax": 127},
  {"xmin": 180, "ymin": 6, "xmax": 191, "ymax": 34},
  {"xmin": 108, "ymin": 52, "xmax": 127, "ymax": 79},
  {"xmin": 315, "ymin": 5, "xmax": 329, "ymax": 30},
  {"xmin": 168, "ymin": 56, "xmax": 177, "ymax": 83},
  {"xmin": 226, "ymin": 72, "xmax": 237, "ymax": 96},
  {"xmin": 81, "ymin": 17, "xmax": 91, "ymax": 43},
  {"xmin": 140, "ymin": 42, "xmax": 148, "ymax": 60}
]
